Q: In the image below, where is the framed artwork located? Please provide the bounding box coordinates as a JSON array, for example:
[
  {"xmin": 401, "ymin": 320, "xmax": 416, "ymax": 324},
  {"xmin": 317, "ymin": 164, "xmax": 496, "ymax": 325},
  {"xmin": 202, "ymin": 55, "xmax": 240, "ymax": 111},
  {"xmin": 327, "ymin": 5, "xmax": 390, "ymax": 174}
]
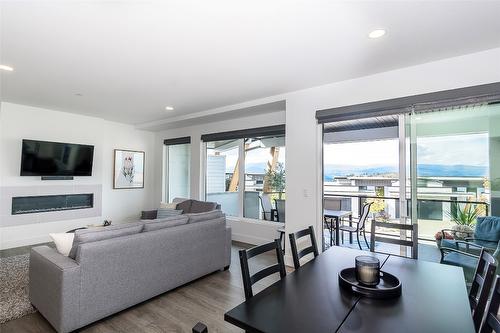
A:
[{"xmin": 113, "ymin": 149, "xmax": 145, "ymax": 189}]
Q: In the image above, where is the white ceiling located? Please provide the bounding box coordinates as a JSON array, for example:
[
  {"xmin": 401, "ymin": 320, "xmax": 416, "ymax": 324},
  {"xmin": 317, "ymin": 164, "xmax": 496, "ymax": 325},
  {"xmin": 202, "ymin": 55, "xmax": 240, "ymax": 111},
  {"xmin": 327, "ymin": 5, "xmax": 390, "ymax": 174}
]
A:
[{"xmin": 1, "ymin": 1, "xmax": 500, "ymax": 126}]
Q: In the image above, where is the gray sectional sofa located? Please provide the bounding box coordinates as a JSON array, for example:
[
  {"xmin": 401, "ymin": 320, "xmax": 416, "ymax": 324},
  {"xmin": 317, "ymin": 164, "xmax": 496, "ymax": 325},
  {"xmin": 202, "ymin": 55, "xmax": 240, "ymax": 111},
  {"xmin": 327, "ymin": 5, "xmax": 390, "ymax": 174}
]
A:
[{"xmin": 29, "ymin": 210, "xmax": 231, "ymax": 333}]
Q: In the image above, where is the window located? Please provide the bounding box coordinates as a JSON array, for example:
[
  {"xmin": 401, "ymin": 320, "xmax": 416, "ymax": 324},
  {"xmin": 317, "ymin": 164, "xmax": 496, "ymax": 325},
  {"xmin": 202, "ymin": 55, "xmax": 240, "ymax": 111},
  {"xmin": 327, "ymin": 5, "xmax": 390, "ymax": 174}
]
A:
[
  {"xmin": 203, "ymin": 125, "xmax": 286, "ymax": 221},
  {"xmin": 163, "ymin": 137, "xmax": 190, "ymax": 202},
  {"xmin": 205, "ymin": 139, "xmax": 241, "ymax": 216},
  {"xmin": 244, "ymin": 136, "xmax": 285, "ymax": 220}
]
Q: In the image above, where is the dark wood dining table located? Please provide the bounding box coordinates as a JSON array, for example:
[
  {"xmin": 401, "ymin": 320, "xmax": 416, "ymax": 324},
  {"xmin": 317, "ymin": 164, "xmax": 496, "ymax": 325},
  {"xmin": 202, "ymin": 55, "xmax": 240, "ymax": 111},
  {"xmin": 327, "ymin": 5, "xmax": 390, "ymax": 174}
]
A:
[
  {"xmin": 224, "ymin": 246, "xmax": 474, "ymax": 333},
  {"xmin": 323, "ymin": 209, "xmax": 352, "ymax": 246}
]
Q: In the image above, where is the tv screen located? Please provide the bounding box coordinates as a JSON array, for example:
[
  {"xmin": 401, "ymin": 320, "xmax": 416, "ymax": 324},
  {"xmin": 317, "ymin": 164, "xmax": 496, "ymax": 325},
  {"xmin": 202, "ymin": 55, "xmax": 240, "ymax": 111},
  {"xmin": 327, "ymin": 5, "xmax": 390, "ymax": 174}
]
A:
[{"xmin": 21, "ymin": 139, "xmax": 94, "ymax": 176}]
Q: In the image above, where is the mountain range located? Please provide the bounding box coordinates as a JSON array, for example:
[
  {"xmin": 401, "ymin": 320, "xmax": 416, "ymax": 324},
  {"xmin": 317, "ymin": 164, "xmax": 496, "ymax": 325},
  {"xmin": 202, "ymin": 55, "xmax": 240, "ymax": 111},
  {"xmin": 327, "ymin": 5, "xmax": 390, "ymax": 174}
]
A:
[
  {"xmin": 243, "ymin": 162, "xmax": 488, "ymax": 179},
  {"xmin": 324, "ymin": 164, "xmax": 488, "ymax": 181}
]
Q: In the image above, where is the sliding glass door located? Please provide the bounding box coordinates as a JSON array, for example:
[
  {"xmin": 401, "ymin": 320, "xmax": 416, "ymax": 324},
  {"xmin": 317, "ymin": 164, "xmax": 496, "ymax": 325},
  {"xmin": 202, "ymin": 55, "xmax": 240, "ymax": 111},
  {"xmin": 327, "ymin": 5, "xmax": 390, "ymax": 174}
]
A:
[
  {"xmin": 321, "ymin": 101, "xmax": 500, "ymax": 257},
  {"xmin": 408, "ymin": 103, "xmax": 500, "ymax": 240}
]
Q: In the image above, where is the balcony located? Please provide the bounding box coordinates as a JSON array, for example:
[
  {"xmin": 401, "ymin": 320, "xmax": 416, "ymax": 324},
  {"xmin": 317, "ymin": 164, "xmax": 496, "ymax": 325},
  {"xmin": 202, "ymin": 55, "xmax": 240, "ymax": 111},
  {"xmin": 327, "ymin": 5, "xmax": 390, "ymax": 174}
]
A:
[{"xmin": 323, "ymin": 193, "xmax": 489, "ymax": 263}]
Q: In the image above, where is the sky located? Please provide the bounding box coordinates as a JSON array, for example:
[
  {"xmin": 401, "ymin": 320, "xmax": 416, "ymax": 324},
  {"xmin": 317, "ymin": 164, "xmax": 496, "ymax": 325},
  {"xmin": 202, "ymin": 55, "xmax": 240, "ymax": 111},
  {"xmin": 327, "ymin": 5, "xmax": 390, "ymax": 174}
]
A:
[{"xmin": 324, "ymin": 133, "xmax": 489, "ymax": 168}]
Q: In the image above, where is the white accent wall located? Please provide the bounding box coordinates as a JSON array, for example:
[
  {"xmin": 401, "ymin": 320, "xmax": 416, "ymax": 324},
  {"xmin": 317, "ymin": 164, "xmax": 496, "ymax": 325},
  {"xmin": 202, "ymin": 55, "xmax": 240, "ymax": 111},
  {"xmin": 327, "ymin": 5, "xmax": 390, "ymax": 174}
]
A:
[{"xmin": 0, "ymin": 103, "xmax": 156, "ymax": 249}]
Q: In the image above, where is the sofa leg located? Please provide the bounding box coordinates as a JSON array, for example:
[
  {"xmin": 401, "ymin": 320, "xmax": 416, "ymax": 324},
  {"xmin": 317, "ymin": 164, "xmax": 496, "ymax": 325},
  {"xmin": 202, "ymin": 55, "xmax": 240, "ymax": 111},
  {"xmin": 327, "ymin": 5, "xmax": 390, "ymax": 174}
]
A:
[{"xmin": 223, "ymin": 265, "xmax": 230, "ymax": 271}]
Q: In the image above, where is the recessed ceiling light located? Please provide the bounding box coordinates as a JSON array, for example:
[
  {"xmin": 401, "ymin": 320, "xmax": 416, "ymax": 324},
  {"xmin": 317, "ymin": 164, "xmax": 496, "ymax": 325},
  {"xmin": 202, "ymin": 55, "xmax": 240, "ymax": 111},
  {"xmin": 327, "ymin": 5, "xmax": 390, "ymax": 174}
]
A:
[
  {"xmin": 368, "ymin": 29, "xmax": 386, "ymax": 39},
  {"xmin": 165, "ymin": 106, "xmax": 174, "ymax": 111},
  {"xmin": 0, "ymin": 64, "xmax": 14, "ymax": 71},
  {"xmin": 75, "ymin": 93, "xmax": 83, "ymax": 96}
]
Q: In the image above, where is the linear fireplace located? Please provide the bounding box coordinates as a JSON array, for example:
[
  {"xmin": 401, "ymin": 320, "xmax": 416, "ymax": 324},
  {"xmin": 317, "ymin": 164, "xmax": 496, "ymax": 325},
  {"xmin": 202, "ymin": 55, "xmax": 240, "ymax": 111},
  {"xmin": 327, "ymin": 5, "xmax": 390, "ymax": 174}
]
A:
[{"xmin": 12, "ymin": 193, "xmax": 94, "ymax": 215}]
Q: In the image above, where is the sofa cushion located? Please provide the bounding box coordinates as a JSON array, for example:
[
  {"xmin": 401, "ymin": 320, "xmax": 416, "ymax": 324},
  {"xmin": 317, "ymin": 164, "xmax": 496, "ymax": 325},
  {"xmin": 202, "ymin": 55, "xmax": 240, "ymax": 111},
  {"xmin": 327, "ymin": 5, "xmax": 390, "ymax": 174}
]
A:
[
  {"xmin": 143, "ymin": 215, "xmax": 189, "ymax": 232},
  {"xmin": 157, "ymin": 208, "xmax": 183, "ymax": 219},
  {"xmin": 69, "ymin": 222, "xmax": 144, "ymax": 259},
  {"xmin": 187, "ymin": 210, "xmax": 224, "ymax": 224},
  {"xmin": 475, "ymin": 216, "xmax": 500, "ymax": 242},
  {"xmin": 160, "ymin": 202, "xmax": 178, "ymax": 209},
  {"xmin": 141, "ymin": 210, "xmax": 158, "ymax": 220},
  {"xmin": 176, "ymin": 200, "xmax": 193, "ymax": 214},
  {"xmin": 190, "ymin": 200, "xmax": 218, "ymax": 214}
]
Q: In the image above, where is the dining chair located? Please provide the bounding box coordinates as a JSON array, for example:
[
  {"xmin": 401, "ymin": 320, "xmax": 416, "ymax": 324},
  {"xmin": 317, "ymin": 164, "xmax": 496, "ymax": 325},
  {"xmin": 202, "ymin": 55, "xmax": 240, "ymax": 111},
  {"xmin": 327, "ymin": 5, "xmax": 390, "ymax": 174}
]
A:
[
  {"xmin": 192, "ymin": 322, "xmax": 208, "ymax": 333},
  {"xmin": 370, "ymin": 220, "xmax": 418, "ymax": 259},
  {"xmin": 470, "ymin": 248, "xmax": 497, "ymax": 331},
  {"xmin": 275, "ymin": 199, "xmax": 285, "ymax": 222},
  {"xmin": 289, "ymin": 226, "xmax": 319, "ymax": 269},
  {"xmin": 239, "ymin": 239, "xmax": 286, "ymax": 300},
  {"xmin": 277, "ymin": 227, "xmax": 286, "ymax": 253},
  {"xmin": 480, "ymin": 275, "xmax": 500, "ymax": 333},
  {"xmin": 339, "ymin": 202, "xmax": 372, "ymax": 250}
]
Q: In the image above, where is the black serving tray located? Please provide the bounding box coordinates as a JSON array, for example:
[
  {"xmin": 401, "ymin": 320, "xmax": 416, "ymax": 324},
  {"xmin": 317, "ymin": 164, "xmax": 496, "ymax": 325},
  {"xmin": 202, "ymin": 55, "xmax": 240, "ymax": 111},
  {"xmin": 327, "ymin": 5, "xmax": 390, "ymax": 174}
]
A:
[{"xmin": 338, "ymin": 268, "xmax": 402, "ymax": 299}]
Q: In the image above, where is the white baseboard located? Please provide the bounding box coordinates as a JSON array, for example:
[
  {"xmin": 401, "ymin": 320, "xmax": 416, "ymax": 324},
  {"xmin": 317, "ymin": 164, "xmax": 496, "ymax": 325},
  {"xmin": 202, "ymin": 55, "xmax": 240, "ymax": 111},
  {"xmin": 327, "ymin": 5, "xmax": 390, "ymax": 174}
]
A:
[
  {"xmin": 231, "ymin": 232, "xmax": 271, "ymax": 246},
  {"xmin": 0, "ymin": 235, "xmax": 51, "ymax": 250}
]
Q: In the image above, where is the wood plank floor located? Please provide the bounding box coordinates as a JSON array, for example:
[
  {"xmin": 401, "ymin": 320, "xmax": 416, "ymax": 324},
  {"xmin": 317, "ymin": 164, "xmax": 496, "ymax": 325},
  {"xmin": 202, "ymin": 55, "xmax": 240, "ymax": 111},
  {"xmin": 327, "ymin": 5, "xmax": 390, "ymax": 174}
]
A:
[{"xmin": 1, "ymin": 242, "xmax": 289, "ymax": 333}]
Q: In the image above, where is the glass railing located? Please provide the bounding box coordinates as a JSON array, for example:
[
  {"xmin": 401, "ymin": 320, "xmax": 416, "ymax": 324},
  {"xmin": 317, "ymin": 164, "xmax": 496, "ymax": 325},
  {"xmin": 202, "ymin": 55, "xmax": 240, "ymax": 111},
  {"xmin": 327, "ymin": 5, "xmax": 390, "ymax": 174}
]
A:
[
  {"xmin": 324, "ymin": 193, "xmax": 489, "ymax": 240},
  {"xmin": 207, "ymin": 191, "xmax": 285, "ymax": 222}
]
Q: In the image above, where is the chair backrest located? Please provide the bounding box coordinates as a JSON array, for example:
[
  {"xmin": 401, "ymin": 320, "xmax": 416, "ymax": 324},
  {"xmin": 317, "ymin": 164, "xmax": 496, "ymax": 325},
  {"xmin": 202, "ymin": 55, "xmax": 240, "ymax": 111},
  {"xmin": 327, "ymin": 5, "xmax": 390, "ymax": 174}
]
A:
[
  {"xmin": 480, "ymin": 275, "xmax": 500, "ymax": 333},
  {"xmin": 324, "ymin": 197, "xmax": 341, "ymax": 211},
  {"xmin": 289, "ymin": 226, "xmax": 319, "ymax": 269},
  {"xmin": 357, "ymin": 202, "xmax": 373, "ymax": 230},
  {"xmin": 275, "ymin": 199, "xmax": 285, "ymax": 222},
  {"xmin": 239, "ymin": 239, "xmax": 286, "ymax": 300},
  {"xmin": 471, "ymin": 249, "xmax": 497, "ymax": 331},
  {"xmin": 370, "ymin": 221, "xmax": 418, "ymax": 259},
  {"xmin": 260, "ymin": 194, "xmax": 273, "ymax": 217},
  {"xmin": 192, "ymin": 322, "xmax": 208, "ymax": 333}
]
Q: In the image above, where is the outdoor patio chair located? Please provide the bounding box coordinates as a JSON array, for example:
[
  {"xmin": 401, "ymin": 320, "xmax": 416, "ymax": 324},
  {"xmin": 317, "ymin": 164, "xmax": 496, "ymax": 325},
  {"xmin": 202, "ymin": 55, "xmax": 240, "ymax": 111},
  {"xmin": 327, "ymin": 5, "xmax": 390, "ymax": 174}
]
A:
[
  {"xmin": 275, "ymin": 199, "xmax": 285, "ymax": 222},
  {"xmin": 440, "ymin": 238, "xmax": 500, "ymax": 285},
  {"xmin": 259, "ymin": 194, "xmax": 274, "ymax": 221},
  {"xmin": 440, "ymin": 216, "xmax": 500, "ymax": 254},
  {"xmin": 339, "ymin": 202, "xmax": 372, "ymax": 250}
]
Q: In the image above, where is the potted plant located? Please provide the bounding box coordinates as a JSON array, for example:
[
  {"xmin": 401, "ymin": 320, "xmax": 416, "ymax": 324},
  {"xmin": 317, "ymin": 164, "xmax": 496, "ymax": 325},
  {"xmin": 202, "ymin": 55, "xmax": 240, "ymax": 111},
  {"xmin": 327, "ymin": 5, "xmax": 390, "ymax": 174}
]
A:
[
  {"xmin": 265, "ymin": 162, "xmax": 285, "ymax": 199},
  {"xmin": 446, "ymin": 203, "xmax": 480, "ymax": 240}
]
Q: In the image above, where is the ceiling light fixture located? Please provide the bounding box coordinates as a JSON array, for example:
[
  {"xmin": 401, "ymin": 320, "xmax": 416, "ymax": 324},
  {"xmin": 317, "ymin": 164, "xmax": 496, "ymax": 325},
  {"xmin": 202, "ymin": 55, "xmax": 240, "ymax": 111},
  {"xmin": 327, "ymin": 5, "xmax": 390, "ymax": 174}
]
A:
[
  {"xmin": 368, "ymin": 29, "xmax": 386, "ymax": 39},
  {"xmin": 165, "ymin": 106, "xmax": 174, "ymax": 111},
  {"xmin": 0, "ymin": 64, "xmax": 14, "ymax": 71}
]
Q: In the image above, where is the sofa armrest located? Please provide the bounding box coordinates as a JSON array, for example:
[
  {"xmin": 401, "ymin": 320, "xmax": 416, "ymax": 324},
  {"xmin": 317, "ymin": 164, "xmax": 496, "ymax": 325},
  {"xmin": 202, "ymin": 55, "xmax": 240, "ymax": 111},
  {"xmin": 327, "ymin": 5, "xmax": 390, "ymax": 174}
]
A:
[
  {"xmin": 225, "ymin": 226, "xmax": 232, "ymax": 269},
  {"xmin": 29, "ymin": 246, "xmax": 81, "ymax": 333}
]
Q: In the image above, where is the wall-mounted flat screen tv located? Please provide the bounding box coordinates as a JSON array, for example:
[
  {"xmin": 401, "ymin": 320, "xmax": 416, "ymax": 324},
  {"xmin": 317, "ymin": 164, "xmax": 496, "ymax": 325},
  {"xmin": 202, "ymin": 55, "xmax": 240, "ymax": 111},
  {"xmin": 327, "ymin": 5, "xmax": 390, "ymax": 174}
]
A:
[{"xmin": 21, "ymin": 139, "xmax": 94, "ymax": 176}]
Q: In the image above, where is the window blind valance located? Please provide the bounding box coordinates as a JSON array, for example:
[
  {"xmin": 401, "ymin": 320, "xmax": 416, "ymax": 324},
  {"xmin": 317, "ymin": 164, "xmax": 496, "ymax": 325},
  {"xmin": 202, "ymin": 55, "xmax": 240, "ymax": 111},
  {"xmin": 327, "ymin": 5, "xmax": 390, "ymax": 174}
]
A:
[
  {"xmin": 201, "ymin": 124, "xmax": 285, "ymax": 142},
  {"xmin": 163, "ymin": 136, "xmax": 191, "ymax": 146},
  {"xmin": 316, "ymin": 82, "xmax": 500, "ymax": 124}
]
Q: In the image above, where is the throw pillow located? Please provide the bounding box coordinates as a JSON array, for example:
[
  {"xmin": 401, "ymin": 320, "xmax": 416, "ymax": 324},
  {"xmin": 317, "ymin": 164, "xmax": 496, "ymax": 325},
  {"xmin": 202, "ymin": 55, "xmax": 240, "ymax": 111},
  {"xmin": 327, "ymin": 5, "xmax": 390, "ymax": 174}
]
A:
[
  {"xmin": 143, "ymin": 216, "xmax": 189, "ymax": 232},
  {"xmin": 141, "ymin": 210, "xmax": 158, "ymax": 220},
  {"xmin": 190, "ymin": 200, "xmax": 217, "ymax": 213},
  {"xmin": 68, "ymin": 222, "xmax": 144, "ymax": 259},
  {"xmin": 49, "ymin": 233, "xmax": 75, "ymax": 256},
  {"xmin": 176, "ymin": 200, "xmax": 192, "ymax": 214},
  {"xmin": 157, "ymin": 208, "xmax": 183, "ymax": 219}
]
